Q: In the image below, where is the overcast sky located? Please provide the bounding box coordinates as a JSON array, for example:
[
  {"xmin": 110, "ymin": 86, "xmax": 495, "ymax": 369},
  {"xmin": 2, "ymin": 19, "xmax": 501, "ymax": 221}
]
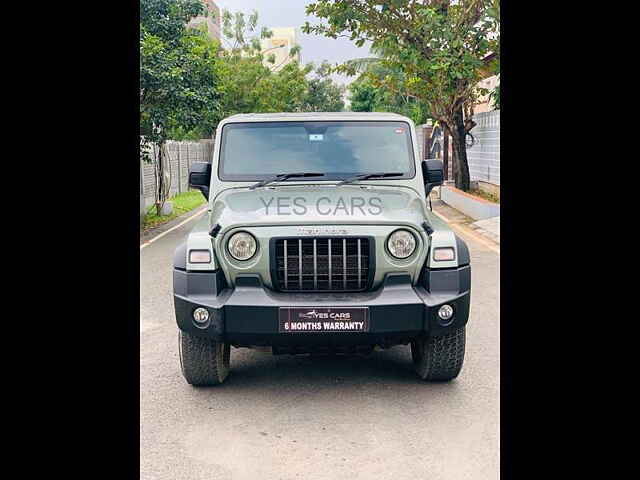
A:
[{"xmin": 214, "ymin": 0, "xmax": 371, "ymax": 85}]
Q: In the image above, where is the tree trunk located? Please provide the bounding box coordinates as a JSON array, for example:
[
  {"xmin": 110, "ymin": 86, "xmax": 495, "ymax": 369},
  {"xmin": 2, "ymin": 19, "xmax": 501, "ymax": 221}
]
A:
[
  {"xmin": 155, "ymin": 140, "xmax": 165, "ymax": 216},
  {"xmin": 442, "ymin": 122, "xmax": 450, "ymax": 181},
  {"xmin": 450, "ymin": 108, "xmax": 471, "ymax": 191}
]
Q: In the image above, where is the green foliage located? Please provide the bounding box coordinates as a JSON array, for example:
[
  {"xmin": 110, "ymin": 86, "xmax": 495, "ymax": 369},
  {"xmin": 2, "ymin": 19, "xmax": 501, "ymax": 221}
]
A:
[
  {"xmin": 140, "ymin": 0, "xmax": 220, "ymax": 145},
  {"xmin": 143, "ymin": 189, "xmax": 206, "ymax": 230},
  {"xmin": 303, "ymin": 0, "xmax": 500, "ymax": 190},
  {"xmin": 486, "ymin": 2, "xmax": 500, "ymax": 110},
  {"xmin": 348, "ymin": 63, "xmax": 430, "ymax": 125},
  {"xmin": 301, "ymin": 61, "xmax": 345, "ymax": 112},
  {"xmin": 140, "ymin": 0, "xmax": 221, "ymax": 214},
  {"xmin": 304, "ymin": 0, "xmax": 498, "ymax": 123},
  {"xmin": 221, "ymin": 9, "xmax": 264, "ymax": 54},
  {"xmin": 140, "ymin": 0, "xmax": 204, "ymax": 46},
  {"xmin": 349, "ymin": 80, "xmax": 379, "ymax": 112},
  {"xmin": 215, "ymin": 49, "xmax": 312, "ymax": 117},
  {"xmin": 216, "ymin": 8, "xmax": 318, "ymax": 116},
  {"xmin": 489, "ymin": 80, "xmax": 500, "ymax": 110},
  {"xmin": 216, "ymin": 10, "xmax": 349, "ymax": 115}
]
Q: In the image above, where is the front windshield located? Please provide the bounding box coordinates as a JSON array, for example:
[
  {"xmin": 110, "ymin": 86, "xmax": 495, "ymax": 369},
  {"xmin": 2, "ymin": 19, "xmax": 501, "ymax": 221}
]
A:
[{"xmin": 219, "ymin": 121, "xmax": 415, "ymax": 181}]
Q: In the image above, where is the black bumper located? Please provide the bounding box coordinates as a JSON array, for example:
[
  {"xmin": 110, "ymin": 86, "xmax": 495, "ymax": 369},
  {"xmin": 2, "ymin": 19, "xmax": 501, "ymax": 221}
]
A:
[{"xmin": 174, "ymin": 268, "xmax": 470, "ymax": 346}]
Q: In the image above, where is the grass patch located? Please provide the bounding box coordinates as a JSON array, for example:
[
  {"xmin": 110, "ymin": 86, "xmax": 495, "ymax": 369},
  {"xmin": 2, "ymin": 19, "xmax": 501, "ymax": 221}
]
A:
[
  {"xmin": 469, "ymin": 188, "xmax": 500, "ymax": 204},
  {"xmin": 143, "ymin": 190, "xmax": 206, "ymax": 230}
]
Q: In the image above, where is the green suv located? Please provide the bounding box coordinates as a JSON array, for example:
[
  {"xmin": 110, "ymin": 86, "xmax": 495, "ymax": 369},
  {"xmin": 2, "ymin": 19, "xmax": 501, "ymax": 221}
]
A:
[{"xmin": 173, "ymin": 112, "xmax": 470, "ymax": 386}]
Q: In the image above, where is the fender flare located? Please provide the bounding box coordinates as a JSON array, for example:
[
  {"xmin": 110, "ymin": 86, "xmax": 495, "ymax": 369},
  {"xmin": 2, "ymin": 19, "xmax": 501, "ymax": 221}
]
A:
[
  {"xmin": 174, "ymin": 242, "xmax": 187, "ymax": 270},
  {"xmin": 455, "ymin": 235, "xmax": 470, "ymax": 267}
]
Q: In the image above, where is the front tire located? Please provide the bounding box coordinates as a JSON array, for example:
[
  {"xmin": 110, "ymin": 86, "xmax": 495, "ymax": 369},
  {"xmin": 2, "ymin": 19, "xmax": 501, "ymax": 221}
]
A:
[
  {"xmin": 179, "ymin": 331, "xmax": 230, "ymax": 386},
  {"xmin": 411, "ymin": 327, "xmax": 465, "ymax": 381}
]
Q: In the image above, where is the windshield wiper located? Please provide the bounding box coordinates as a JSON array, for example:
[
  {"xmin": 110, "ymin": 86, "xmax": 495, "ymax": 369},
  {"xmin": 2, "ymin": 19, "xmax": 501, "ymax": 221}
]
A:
[
  {"xmin": 249, "ymin": 172, "xmax": 325, "ymax": 190},
  {"xmin": 336, "ymin": 172, "xmax": 404, "ymax": 186}
]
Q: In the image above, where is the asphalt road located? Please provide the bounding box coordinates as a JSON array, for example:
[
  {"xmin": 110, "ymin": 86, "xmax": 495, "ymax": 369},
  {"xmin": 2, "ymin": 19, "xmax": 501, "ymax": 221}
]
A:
[{"xmin": 140, "ymin": 213, "xmax": 500, "ymax": 480}]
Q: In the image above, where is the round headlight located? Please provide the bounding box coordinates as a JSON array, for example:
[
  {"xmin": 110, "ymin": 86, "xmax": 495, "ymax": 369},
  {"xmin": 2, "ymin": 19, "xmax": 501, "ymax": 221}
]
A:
[
  {"xmin": 227, "ymin": 231, "xmax": 257, "ymax": 261},
  {"xmin": 387, "ymin": 230, "xmax": 417, "ymax": 259}
]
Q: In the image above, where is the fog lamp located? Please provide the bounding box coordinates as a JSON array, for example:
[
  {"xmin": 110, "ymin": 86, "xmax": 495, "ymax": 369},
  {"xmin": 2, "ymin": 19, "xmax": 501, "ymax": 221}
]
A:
[
  {"xmin": 438, "ymin": 304, "xmax": 454, "ymax": 321},
  {"xmin": 193, "ymin": 307, "xmax": 210, "ymax": 324}
]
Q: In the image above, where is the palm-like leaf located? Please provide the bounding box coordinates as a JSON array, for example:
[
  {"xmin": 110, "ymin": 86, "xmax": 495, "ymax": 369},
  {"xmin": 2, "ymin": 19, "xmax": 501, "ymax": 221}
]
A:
[{"xmin": 343, "ymin": 56, "xmax": 382, "ymax": 74}]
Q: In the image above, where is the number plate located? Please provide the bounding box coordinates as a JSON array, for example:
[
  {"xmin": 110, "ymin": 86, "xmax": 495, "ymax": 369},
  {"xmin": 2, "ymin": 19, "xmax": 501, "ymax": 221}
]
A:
[{"xmin": 279, "ymin": 307, "xmax": 369, "ymax": 333}]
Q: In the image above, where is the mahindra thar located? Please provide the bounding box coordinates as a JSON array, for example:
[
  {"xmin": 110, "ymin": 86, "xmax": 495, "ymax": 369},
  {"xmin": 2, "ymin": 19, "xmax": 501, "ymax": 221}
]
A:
[{"xmin": 173, "ymin": 112, "xmax": 470, "ymax": 386}]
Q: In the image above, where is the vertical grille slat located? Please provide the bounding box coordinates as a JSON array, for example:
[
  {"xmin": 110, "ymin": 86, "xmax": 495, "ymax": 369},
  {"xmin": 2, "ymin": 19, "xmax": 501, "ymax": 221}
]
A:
[
  {"xmin": 328, "ymin": 239, "xmax": 332, "ymax": 290},
  {"xmin": 284, "ymin": 239, "xmax": 288, "ymax": 289},
  {"xmin": 275, "ymin": 237, "xmax": 370, "ymax": 292},
  {"xmin": 298, "ymin": 239, "xmax": 302, "ymax": 290},
  {"xmin": 342, "ymin": 239, "xmax": 347, "ymax": 290},
  {"xmin": 313, "ymin": 239, "xmax": 317, "ymax": 290},
  {"xmin": 357, "ymin": 238, "xmax": 362, "ymax": 289}
]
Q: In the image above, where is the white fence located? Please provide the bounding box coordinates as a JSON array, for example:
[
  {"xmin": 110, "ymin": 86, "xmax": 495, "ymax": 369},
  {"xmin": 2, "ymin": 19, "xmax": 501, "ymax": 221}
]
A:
[
  {"xmin": 467, "ymin": 110, "xmax": 500, "ymax": 185},
  {"xmin": 417, "ymin": 111, "xmax": 500, "ymax": 186}
]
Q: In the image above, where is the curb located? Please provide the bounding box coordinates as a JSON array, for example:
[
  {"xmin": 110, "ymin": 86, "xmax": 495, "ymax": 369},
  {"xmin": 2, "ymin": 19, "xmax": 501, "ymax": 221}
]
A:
[
  {"xmin": 469, "ymin": 219, "xmax": 500, "ymax": 245},
  {"xmin": 440, "ymin": 185, "xmax": 500, "ymax": 221},
  {"xmin": 140, "ymin": 205, "xmax": 207, "ymax": 248},
  {"xmin": 432, "ymin": 207, "xmax": 500, "ymax": 254}
]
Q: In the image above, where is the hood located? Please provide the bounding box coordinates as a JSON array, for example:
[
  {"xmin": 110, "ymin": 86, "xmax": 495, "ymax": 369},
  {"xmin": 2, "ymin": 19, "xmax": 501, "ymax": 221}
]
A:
[{"xmin": 209, "ymin": 184, "xmax": 428, "ymax": 232}]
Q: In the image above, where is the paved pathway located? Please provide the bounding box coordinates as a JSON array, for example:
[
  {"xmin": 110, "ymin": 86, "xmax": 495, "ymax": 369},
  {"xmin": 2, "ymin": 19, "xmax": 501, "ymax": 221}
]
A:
[{"xmin": 140, "ymin": 213, "xmax": 500, "ymax": 479}]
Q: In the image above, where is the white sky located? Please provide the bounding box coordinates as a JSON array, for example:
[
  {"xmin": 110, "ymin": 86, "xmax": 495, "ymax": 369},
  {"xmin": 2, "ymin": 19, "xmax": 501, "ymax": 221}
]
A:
[{"xmin": 213, "ymin": 0, "xmax": 372, "ymax": 85}]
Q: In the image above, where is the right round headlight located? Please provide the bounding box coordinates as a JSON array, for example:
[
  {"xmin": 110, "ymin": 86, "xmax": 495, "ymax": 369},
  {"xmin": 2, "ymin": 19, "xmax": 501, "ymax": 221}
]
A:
[
  {"xmin": 387, "ymin": 229, "xmax": 417, "ymax": 259},
  {"xmin": 227, "ymin": 231, "xmax": 257, "ymax": 261}
]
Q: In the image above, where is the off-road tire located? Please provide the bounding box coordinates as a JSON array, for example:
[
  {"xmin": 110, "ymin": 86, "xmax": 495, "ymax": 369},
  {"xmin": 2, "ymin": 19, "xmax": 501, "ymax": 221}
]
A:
[
  {"xmin": 179, "ymin": 331, "xmax": 230, "ymax": 386},
  {"xmin": 411, "ymin": 327, "xmax": 465, "ymax": 381}
]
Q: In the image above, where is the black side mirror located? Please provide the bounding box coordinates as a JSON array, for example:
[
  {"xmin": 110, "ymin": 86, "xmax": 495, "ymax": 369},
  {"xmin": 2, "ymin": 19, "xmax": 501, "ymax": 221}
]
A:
[
  {"xmin": 189, "ymin": 162, "xmax": 212, "ymax": 200},
  {"xmin": 422, "ymin": 159, "xmax": 444, "ymax": 196}
]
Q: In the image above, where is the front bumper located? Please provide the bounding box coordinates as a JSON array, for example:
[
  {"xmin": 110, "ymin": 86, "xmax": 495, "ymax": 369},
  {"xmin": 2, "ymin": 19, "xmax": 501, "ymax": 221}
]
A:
[{"xmin": 174, "ymin": 265, "xmax": 470, "ymax": 346}]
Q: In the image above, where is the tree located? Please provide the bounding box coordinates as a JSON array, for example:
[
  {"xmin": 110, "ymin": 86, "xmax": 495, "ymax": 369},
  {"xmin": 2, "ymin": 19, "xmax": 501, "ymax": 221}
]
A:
[
  {"xmin": 259, "ymin": 61, "xmax": 313, "ymax": 112},
  {"xmin": 486, "ymin": 1, "xmax": 500, "ymax": 110},
  {"xmin": 489, "ymin": 81, "xmax": 499, "ymax": 110},
  {"xmin": 347, "ymin": 62, "xmax": 430, "ymax": 125},
  {"xmin": 304, "ymin": 0, "xmax": 499, "ymax": 191},
  {"xmin": 140, "ymin": 0, "xmax": 220, "ymax": 214},
  {"xmin": 349, "ymin": 79, "xmax": 379, "ymax": 112},
  {"xmin": 341, "ymin": 47, "xmax": 430, "ymax": 123},
  {"xmin": 216, "ymin": 9, "xmax": 311, "ymax": 117},
  {"xmin": 301, "ymin": 61, "xmax": 345, "ymax": 112}
]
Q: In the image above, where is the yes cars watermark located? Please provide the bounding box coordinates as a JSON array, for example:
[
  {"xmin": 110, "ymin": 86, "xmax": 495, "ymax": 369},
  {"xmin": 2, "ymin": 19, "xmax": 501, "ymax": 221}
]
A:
[{"xmin": 259, "ymin": 196, "xmax": 383, "ymax": 216}]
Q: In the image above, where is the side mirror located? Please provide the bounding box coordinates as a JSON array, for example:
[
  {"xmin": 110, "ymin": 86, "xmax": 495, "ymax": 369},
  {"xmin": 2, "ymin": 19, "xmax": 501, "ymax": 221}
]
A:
[
  {"xmin": 189, "ymin": 162, "xmax": 212, "ymax": 200},
  {"xmin": 422, "ymin": 159, "xmax": 444, "ymax": 196}
]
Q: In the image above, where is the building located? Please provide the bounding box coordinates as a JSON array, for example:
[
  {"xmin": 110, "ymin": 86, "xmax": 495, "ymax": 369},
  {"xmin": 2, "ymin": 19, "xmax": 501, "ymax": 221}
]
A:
[
  {"xmin": 473, "ymin": 50, "xmax": 499, "ymax": 114},
  {"xmin": 188, "ymin": 0, "xmax": 221, "ymax": 42},
  {"xmin": 260, "ymin": 27, "xmax": 301, "ymax": 70}
]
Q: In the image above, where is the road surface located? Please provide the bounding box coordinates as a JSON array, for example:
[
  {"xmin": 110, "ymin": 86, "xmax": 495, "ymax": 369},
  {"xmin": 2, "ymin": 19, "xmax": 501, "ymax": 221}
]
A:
[{"xmin": 140, "ymin": 212, "xmax": 500, "ymax": 479}]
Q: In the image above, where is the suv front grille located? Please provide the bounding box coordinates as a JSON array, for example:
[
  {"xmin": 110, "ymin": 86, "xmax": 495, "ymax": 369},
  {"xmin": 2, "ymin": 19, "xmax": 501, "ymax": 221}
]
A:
[{"xmin": 274, "ymin": 237, "xmax": 372, "ymax": 292}]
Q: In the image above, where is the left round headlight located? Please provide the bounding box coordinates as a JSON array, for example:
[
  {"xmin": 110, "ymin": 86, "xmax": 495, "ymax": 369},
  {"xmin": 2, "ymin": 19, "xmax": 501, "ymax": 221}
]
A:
[
  {"xmin": 387, "ymin": 229, "xmax": 417, "ymax": 259},
  {"xmin": 227, "ymin": 231, "xmax": 257, "ymax": 261}
]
